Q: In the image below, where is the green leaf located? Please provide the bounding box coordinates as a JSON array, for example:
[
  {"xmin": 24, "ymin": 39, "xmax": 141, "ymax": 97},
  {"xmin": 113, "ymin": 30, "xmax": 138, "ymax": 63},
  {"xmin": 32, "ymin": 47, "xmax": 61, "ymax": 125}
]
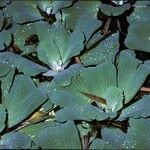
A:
[
  {"xmin": 0, "ymin": 132, "xmax": 34, "ymax": 149},
  {"xmin": 4, "ymin": 1, "xmax": 42, "ymax": 23},
  {"xmin": 36, "ymin": 22, "xmax": 84, "ymax": 72},
  {"xmin": 0, "ymin": 63, "xmax": 10, "ymax": 77},
  {"xmin": 0, "ymin": 30, "xmax": 11, "ymax": 50},
  {"xmin": 54, "ymin": 64, "xmax": 84, "ymax": 87},
  {"xmin": 12, "ymin": 23, "xmax": 37, "ymax": 50},
  {"xmin": 0, "ymin": 0, "xmax": 10, "ymax": 8},
  {"xmin": 0, "ymin": 104, "xmax": 6, "ymax": 133},
  {"xmin": 0, "ymin": 52, "xmax": 48, "ymax": 76},
  {"xmin": 63, "ymin": 1, "xmax": 101, "ymax": 30},
  {"xmin": 0, "ymin": 12, "xmax": 4, "ymax": 30},
  {"xmin": 118, "ymin": 50, "xmax": 150, "ymax": 103},
  {"xmin": 38, "ymin": 1, "xmax": 73, "ymax": 15},
  {"xmin": 4, "ymin": 75, "xmax": 47, "ymax": 127},
  {"xmin": 125, "ymin": 22, "xmax": 150, "ymax": 52},
  {"xmin": 52, "ymin": 62, "xmax": 122, "ymax": 114},
  {"xmin": 90, "ymin": 138, "xmax": 115, "ymax": 149},
  {"xmin": 118, "ymin": 95, "xmax": 150, "ymax": 120},
  {"xmin": 21, "ymin": 121, "xmax": 82, "ymax": 149},
  {"xmin": 100, "ymin": 3, "xmax": 131, "ymax": 16},
  {"xmin": 99, "ymin": 118, "xmax": 150, "ymax": 149},
  {"xmin": 81, "ymin": 33, "xmax": 119, "ymax": 66},
  {"xmin": 122, "ymin": 118, "xmax": 150, "ymax": 149},
  {"xmin": 125, "ymin": 3, "xmax": 150, "ymax": 52},
  {"xmin": 0, "ymin": 66, "xmax": 15, "ymax": 101},
  {"xmin": 38, "ymin": 82, "xmax": 53, "ymax": 112},
  {"xmin": 56, "ymin": 105, "xmax": 114, "ymax": 122}
]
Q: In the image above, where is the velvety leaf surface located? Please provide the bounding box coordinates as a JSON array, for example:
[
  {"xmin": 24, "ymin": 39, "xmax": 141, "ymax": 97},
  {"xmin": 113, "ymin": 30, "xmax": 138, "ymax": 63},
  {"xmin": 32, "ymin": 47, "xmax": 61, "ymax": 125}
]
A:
[
  {"xmin": 100, "ymin": 3, "xmax": 131, "ymax": 16},
  {"xmin": 118, "ymin": 50, "xmax": 150, "ymax": 103},
  {"xmin": 0, "ymin": 30, "xmax": 11, "ymax": 50},
  {"xmin": 96, "ymin": 118, "xmax": 150, "ymax": 149},
  {"xmin": 21, "ymin": 121, "xmax": 82, "ymax": 149},
  {"xmin": 0, "ymin": 66, "xmax": 15, "ymax": 101},
  {"xmin": 125, "ymin": 2, "xmax": 150, "ymax": 52},
  {"xmin": 0, "ymin": 132, "xmax": 34, "ymax": 149},
  {"xmin": 0, "ymin": 104, "xmax": 6, "ymax": 133},
  {"xmin": 118, "ymin": 95, "xmax": 150, "ymax": 120},
  {"xmin": 0, "ymin": 52, "xmax": 48, "ymax": 76},
  {"xmin": 4, "ymin": 1, "xmax": 42, "ymax": 23},
  {"xmin": 36, "ymin": 22, "xmax": 84, "ymax": 72},
  {"xmin": 81, "ymin": 33, "xmax": 119, "ymax": 66},
  {"xmin": 4, "ymin": 75, "xmax": 47, "ymax": 127},
  {"xmin": 122, "ymin": 118, "xmax": 150, "ymax": 149},
  {"xmin": 63, "ymin": 1, "xmax": 101, "ymax": 30},
  {"xmin": 0, "ymin": 63, "xmax": 10, "ymax": 77}
]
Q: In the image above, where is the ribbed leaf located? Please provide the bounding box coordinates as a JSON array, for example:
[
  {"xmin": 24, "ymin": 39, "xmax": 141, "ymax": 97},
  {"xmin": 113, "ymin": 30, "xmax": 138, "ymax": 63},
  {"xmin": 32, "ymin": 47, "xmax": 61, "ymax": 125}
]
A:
[
  {"xmin": 21, "ymin": 121, "xmax": 82, "ymax": 149},
  {"xmin": 63, "ymin": 1, "xmax": 101, "ymax": 30},
  {"xmin": 125, "ymin": 2, "xmax": 150, "ymax": 52},
  {"xmin": 0, "ymin": 132, "xmax": 34, "ymax": 149},
  {"xmin": 56, "ymin": 105, "xmax": 114, "ymax": 122},
  {"xmin": 100, "ymin": 3, "xmax": 131, "ymax": 16},
  {"xmin": 118, "ymin": 95, "xmax": 150, "ymax": 120},
  {"xmin": 0, "ymin": 52, "xmax": 47, "ymax": 76},
  {"xmin": 0, "ymin": 63, "xmax": 10, "ymax": 77},
  {"xmin": 123, "ymin": 118, "xmax": 150, "ymax": 149},
  {"xmin": 81, "ymin": 33, "xmax": 119, "ymax": 66},
  {"xmin": 1, "ymin": 67, "xmax": 15, "ymax": 101},
  {"xmin": 118, "ymin": 50, "xmax": 150, "ymax": 103},
  {"xmin": 99, "ymin": 118, "xmax": 150, "ymax": 149},
  {"xmin": 0, "ymin": 104, "xmax": 6, "ymax": 133},
  {"xmin": 12, "ymin": 24, "xmax": 37, "ymax": 50},
  {"xmin": 0, "ymin": 30, "xmax": 11, "ymax": 50},
  {"xmin": 125, "ymin": 22, "xmax": 150, "ymax": 52},
  {"xmin": 4, "ymin": 1, "xmax": 42, "ymax": 23},
  {"xmin": 101, "ymin": 127, "xmax": 126, "ymax": 148},
  {"xmin": 4, "ymin": 75, "xmax": 47, "ymax": 127},
  {"xmin": 36, "ymin": 22, "xmax": 84, "ymax": 72},
  {"xmin": 90, "ymin": 138, "xmax": 114, "ymax": 149}
]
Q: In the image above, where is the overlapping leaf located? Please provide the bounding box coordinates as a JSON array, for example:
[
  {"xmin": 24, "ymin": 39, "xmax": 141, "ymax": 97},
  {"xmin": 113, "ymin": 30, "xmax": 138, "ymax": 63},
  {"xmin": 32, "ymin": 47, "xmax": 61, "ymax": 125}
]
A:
[
  {"xmin": 117, "ymin": 50, "xmax": 150, "ymax": 103},
  {"xmin": 0, "ymin": 104, "xmax": 6, "ymax": 133},
  {"xmin": 81, "ymin": 33, "xmax": 119, "ymax": 66},
  {"xmin": 3, "ymin": 1, "xmax": 42, "ymax": 24},
  {"xmin": 118, "ymin": 95, "xmax": 150, "ymax": 120},
  {"xmin": 3, "ymin": 75, "xmax": 47, "ymax": 127},
  {"xmin": 21, "ymin": 121, "xmax": 82, "ymax": 149},
  {"xmin": 100, "ymin": 3, "xmax": 131, "ymax": 16},
  {"xmin": 0, "ymin": 132, "xmax": 36, "ymax": 149},
  {"xmin": 125, "ymin": 2, "xmax": 150, "ymax": 52},
  {"xmin": 0, "ymin": 52, "xmax": 48, "ymax": 76}
]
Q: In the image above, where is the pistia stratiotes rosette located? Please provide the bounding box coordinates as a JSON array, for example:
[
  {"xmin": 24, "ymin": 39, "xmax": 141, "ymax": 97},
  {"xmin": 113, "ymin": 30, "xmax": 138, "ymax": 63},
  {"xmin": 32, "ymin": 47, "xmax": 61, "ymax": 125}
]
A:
[
  {"xmin": 35, "ymin": 16, "xmax": 101, "ymax": 76},
  {"xmin": 48, "ymin": 50, "xmax": 150, "ymax": 121}
]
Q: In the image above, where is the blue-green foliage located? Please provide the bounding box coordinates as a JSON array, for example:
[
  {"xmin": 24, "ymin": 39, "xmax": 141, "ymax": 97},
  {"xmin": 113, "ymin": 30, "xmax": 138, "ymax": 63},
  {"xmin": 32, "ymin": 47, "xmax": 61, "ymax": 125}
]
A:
[{"xmin": 0, "ymin": 0, "xmax": 150, "ymax": 149}]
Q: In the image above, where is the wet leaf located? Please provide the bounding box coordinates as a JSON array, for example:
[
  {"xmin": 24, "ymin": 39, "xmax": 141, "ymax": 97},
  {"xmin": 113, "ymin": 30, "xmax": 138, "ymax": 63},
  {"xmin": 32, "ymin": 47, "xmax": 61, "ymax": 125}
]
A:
[
  {"xmin": 4, "ymin": 75, "xmax": 47, "ymax": 127},
  {"xmin": 21, "ymin": 121, "xmax": 82, "ymax": 149}
]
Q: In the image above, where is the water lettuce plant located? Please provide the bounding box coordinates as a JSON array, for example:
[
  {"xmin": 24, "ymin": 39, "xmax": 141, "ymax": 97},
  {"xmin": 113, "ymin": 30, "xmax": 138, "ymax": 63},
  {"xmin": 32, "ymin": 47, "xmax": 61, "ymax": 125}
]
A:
[{"xmin": 0, "ymin": 0, "xmax": 150, "ymax": 149}]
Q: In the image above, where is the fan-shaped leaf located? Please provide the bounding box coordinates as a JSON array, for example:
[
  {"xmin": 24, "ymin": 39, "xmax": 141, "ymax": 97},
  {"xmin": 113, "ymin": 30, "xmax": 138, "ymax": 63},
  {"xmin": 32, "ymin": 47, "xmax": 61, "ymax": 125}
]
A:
[
  {"xmin": 118, "ymin": 95, "xmax": 150, "ymax": 120},
  {"xmin": 0, "ymin": 132, "xmax": 34, "ymax": 149},
  {"xmin": 0, "ymin": 104, "xmax": 6, "ymax": 133},
  {"xmin": 63, "ymin": 1, "xmax": 101, "ymax": 30},
  {"xmin": 0, "ymin": 30, "xmax": 11, "ymax": 50},
  {"xmin": 81, "ymin": 33, "xmax": 119, "ymax": 66},
  {"xmin": 0, "ymin": 52, "xmax": 47, "ymax": 76},
  {"xmin": 4, "ymin": 75, "xmax": 47, "ymax": 127},
  {"xmin": 118, "ymin": 50, "xmax": 150, "ymax": 103},
  {"xmin": 100, "ymin": 3, "xmax": 131, "ymax": 16},
  {"xmin": 125, "ymin": 3, "xmax": 150, "ymax": 52},
  {"xmin": 4, "ymin": 1, "xmax": 42, "ymax": 23},
  {"xmin": 21, "ymin": 121, "xmax": 82, "ymax": 149}
]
